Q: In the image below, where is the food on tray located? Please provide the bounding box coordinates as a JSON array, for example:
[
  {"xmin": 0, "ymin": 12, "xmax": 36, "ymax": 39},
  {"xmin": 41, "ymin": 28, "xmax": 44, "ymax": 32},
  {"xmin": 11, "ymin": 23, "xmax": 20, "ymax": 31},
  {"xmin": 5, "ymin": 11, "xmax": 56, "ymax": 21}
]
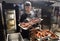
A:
[{"xmin": 30, "ymin": 29, "xmax": 59, "ymax": 40}]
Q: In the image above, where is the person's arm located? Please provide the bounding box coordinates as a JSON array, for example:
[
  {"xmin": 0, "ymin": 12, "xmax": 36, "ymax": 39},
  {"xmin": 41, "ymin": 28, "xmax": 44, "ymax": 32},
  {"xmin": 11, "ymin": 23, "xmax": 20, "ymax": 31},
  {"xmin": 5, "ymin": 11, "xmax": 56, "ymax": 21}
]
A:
[
  {"xmin": 20, "ymin": 14, "xmax": 26, "ymax": 22},
  {"xmin": 20, "ymin": 14, "xmax": 24, "ymax": 22}
]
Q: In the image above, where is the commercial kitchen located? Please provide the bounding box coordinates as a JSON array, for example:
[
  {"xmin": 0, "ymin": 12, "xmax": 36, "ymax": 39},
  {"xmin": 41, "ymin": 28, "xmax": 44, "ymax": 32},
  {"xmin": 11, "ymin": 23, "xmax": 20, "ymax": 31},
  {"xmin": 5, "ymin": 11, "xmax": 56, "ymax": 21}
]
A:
[{"xmin": 0, "ymin": 0, "xmax": 60, "ymax": 41}]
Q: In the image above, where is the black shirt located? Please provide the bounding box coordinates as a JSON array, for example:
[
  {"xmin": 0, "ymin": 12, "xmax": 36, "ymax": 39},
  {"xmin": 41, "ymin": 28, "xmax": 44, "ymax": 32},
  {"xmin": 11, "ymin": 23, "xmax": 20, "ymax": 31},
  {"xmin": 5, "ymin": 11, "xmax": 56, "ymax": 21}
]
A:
[{"xmin": 20, "ymin": 11, "xmax": 37, "ymax": 39}]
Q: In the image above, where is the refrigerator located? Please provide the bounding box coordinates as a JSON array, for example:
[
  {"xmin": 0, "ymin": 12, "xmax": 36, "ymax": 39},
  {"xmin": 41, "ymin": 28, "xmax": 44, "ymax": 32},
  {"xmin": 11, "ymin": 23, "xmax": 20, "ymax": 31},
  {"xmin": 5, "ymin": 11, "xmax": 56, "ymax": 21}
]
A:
[{"xmin": 2, "ymin": 2, "xmax": 19, "ymax": 35}]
